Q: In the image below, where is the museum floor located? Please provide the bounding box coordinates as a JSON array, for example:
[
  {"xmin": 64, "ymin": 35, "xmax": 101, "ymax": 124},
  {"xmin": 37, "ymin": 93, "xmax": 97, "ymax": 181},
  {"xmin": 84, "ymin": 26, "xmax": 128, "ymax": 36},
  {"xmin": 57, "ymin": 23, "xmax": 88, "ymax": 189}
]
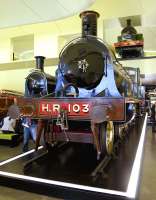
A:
[{"xmin": 0, "ymin": 126, "xmax": 155, "ymax": 200}]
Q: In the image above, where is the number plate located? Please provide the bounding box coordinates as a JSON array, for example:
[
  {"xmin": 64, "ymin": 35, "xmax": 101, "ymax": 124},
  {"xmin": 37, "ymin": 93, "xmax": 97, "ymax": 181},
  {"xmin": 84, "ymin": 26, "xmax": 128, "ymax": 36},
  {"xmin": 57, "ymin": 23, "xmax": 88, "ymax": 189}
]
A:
[{"xmin": 39, "ymin": 101, "xmax": 90, "ymax": 117}]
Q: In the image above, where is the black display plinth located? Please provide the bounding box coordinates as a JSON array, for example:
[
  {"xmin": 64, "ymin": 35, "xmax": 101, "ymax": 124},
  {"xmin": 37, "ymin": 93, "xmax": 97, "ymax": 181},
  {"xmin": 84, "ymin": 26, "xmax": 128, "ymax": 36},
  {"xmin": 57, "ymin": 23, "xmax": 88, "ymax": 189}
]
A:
[{"xmin": 0, "ymin": 114, "xmax": 147, "ymax": 200}]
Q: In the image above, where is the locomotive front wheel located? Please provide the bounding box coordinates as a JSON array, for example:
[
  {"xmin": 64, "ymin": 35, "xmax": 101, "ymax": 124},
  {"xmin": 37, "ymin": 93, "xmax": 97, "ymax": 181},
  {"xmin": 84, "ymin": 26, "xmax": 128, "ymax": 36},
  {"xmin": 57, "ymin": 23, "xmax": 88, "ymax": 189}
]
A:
[{"xmin": 100, "ymin": 121, "xmax": 114, "ymax": 155}]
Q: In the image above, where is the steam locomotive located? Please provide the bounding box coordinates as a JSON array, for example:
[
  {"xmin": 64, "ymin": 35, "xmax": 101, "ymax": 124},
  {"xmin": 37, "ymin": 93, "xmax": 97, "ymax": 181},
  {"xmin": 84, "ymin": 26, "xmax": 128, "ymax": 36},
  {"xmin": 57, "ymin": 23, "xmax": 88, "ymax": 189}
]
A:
[
  {"xmin": 24, "ymin": 56, "xmax": 56, "ymax": 149},
  {"xmin": 8, "ymin": 11, "xmax": 145, "ymax": 160},
  {"xmin": 25, "ymin": 56, "xmax": 56, "ymax": 98},
  {"xmin": 50, "ymin": 11, "xmax": 145, "ymax": 159},
  {"xmin": 114, "ymin": 19, "xmax": 144, "ymax": 58}
]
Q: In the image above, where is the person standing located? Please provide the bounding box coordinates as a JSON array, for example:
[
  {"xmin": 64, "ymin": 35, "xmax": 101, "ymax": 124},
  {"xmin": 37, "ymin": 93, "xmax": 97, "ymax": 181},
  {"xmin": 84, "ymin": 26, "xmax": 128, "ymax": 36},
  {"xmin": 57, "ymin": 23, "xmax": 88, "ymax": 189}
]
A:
[{"xmin": 22, "ymin": 117, "xmax": 37, "ymax": 152}]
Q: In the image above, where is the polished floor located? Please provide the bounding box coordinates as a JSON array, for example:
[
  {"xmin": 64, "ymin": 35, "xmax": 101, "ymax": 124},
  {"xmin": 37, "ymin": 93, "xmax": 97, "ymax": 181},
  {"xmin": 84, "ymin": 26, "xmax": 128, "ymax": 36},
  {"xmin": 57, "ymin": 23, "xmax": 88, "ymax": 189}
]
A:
[
  {"xmin": 0, "ymin": 126, "xmax": 155, "ymax": 200},
  {"xmin": 139, "ymin": 126, "xmax": 156, "ymax": 200},
  {"xmin": 0, "ymin": 141, "xmax": 62, "ymax": 200}
]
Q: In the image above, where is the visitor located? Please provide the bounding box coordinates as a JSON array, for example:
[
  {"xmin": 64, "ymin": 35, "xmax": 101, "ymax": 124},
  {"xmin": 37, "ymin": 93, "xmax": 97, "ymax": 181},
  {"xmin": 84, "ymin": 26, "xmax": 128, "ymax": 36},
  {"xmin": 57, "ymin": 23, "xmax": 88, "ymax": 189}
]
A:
[
  {"xmin": 22, "ymin": 117, "xmax": 37, "ymax": 152},
  {"xmin": 1, "ymin": 115, "xmax": 16, "ymax": 133}
]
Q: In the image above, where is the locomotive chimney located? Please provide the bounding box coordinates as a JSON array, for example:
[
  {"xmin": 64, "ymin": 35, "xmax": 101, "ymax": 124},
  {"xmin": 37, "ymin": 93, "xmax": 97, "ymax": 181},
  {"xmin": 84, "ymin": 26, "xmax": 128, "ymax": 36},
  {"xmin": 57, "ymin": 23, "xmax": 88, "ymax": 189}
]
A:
[
  {"xmin": 35, "ymin": 56, "xmax": 45, "ymax": 72},
  {"xmin": 79, "ymin": 10, "xmax": 100, "ymax": 37}
]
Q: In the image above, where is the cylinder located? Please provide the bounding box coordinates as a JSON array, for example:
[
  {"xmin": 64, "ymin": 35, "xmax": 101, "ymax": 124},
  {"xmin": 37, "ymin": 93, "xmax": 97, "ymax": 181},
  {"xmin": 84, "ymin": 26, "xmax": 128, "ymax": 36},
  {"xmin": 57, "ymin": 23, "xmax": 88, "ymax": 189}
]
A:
[
  {"xmin": 35, "ymin": 56, "xmax": 45, "ymax": 71},
  {"xmin": 79, "ymin": 10, "xmax": 100, "ymax": 37}
]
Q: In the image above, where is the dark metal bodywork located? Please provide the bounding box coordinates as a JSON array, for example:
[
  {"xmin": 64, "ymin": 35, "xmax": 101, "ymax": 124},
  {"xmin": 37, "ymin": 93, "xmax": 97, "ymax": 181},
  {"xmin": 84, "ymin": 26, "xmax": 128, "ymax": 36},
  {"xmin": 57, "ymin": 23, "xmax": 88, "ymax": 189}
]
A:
[
  {"xmin": 25, "ymin": 70, "xmax": 56, "ymax": 97},
  {"xmin": 25, "ymin": 56, "xmax": 56, "ymax": 98}
]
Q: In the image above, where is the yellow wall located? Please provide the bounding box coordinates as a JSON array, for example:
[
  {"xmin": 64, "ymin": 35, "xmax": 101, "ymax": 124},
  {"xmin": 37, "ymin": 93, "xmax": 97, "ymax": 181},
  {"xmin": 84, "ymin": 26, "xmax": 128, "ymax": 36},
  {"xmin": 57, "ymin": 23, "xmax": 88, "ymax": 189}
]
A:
[
  {"xmin": 120, "ymin": 59, "xmax": 156, "ymax": 75},
  {"xmin": 0, "ymin": 11, "xmax": 104, "ymax": 92},
  {"xmin": 34, "ymin": 33, "xmax": 58, "ymax": 57},
  {"xmin": 0, "ymin": 11, "xmax": 104, "ymax": 62},
  {"xmin": 0, "ymin": 0, "xmax": 155, "ymax": 91},
  {"xmin": 0, "ymin": 37, "xmax": 11, "ymax": 63},
  {"xmin": 0, "ymin": 16, "xmax": 79, "ymax": 92},
  {"xmin": 0, "ymin": 66, "xmax": 57, "ymax": 92}
]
